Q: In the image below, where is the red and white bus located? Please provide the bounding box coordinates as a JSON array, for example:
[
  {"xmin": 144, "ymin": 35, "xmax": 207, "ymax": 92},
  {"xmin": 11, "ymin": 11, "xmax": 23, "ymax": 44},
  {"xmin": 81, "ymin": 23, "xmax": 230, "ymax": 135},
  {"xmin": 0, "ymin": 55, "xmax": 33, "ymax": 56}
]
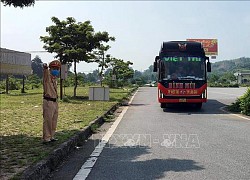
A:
[{"xmin": 153, "ymin": 41, "xmax": 211, "ymax": 109}]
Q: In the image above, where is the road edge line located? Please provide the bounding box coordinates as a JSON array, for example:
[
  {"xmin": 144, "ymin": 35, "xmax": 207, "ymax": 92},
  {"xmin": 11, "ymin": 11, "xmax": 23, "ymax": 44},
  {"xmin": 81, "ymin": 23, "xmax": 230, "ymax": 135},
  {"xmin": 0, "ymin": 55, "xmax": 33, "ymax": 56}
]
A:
[{"xmin": 220, "ymin": 106, "xmax": 250, "ymax": 121}]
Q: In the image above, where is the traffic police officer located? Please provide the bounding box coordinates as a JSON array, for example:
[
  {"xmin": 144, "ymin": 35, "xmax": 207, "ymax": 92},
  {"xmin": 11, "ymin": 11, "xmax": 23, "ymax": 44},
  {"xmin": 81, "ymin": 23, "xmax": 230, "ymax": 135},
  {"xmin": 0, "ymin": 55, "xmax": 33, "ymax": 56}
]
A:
[{"xmin": 42, "ymin": 60, "xmax": 61, "ymax": 144}]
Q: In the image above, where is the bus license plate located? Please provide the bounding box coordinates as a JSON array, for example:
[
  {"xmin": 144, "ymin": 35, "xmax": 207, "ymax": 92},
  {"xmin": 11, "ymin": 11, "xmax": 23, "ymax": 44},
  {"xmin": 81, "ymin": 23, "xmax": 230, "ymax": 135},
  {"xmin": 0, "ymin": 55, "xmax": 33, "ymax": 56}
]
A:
[{"xmin": 179, "ymin": 98, "xmax": 186, "ymax": 102}]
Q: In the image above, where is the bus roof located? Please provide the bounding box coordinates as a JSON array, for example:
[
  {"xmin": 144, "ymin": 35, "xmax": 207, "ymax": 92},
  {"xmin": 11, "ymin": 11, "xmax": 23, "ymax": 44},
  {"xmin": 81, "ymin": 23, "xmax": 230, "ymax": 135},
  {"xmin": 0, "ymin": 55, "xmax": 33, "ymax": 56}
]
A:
[{"xmin": 160, "ymin": 41, "xmax": 205, "ymax": 56}]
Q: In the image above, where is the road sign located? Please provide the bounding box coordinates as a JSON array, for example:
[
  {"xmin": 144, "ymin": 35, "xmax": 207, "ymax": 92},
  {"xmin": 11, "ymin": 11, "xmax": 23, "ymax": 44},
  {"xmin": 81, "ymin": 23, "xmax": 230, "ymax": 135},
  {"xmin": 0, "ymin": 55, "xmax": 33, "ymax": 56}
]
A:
[{"xmin": 61, "ymin": 64, "xmax": 68, "ymax": 80}]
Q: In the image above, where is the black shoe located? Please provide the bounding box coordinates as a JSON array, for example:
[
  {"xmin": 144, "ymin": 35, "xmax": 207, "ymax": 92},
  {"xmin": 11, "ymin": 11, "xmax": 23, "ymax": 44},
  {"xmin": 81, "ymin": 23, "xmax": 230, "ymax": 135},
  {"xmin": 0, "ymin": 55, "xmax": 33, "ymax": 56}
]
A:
[{"xmin": 50, "ymin": 138, "xmax": 58, "ymax": 142}]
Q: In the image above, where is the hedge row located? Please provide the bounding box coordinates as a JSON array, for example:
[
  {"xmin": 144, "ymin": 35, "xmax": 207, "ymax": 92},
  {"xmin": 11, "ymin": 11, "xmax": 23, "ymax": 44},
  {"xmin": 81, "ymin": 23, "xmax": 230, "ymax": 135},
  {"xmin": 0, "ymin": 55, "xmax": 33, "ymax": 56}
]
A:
[{"xmin": 208, "ymin": 83, "xmax": 239, "ymax": 87}]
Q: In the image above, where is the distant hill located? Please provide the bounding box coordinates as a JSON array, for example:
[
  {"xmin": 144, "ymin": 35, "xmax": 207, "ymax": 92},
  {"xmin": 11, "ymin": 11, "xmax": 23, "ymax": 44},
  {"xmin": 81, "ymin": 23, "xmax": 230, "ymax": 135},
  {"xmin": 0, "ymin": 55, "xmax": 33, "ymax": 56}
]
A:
[{"xmin": 211, "ymin": 57, "xmax": 250, "ymax": 74}]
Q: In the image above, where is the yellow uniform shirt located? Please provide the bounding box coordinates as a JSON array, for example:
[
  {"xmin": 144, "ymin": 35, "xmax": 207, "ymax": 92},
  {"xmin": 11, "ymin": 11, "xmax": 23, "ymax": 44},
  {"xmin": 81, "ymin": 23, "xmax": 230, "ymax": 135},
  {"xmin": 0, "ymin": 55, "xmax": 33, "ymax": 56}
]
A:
[{"xmin": 43, "ymin": 68, "xmax": 58, "ymax": 99}]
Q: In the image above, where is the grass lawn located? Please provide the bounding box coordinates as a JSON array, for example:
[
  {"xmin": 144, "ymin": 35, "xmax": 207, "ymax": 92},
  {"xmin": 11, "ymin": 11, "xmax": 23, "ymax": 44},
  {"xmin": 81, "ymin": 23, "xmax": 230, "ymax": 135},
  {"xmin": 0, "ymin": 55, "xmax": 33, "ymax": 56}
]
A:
[{"xmin": 0, "ymin": 86, "xmax": 135, "ymax": 179}]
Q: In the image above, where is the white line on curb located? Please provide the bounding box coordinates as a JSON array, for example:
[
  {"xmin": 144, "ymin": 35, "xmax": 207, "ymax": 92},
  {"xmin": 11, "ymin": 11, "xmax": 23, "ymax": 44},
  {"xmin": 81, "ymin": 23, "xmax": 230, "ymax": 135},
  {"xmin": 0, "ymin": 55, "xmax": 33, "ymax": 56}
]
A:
[{"xmin": 73, "ymin": 90, "xmax": 138, "ymax": 180}]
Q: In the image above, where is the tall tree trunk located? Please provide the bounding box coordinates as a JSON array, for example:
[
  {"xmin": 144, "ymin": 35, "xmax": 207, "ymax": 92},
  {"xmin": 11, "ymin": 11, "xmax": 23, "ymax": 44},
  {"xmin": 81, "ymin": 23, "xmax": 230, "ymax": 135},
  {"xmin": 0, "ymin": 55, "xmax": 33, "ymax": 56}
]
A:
[{"xmin": 74, "ymin": 60, "xmax": 77, "ymax": 97}]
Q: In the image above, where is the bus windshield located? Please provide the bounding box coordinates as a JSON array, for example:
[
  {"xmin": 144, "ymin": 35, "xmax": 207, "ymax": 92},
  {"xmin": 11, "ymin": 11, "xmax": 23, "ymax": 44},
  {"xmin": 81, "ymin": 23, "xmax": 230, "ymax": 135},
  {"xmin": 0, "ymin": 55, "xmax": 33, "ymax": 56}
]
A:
[{"xmin": 160, "ymin": 56, "xmax": 206, "ymax": 80}]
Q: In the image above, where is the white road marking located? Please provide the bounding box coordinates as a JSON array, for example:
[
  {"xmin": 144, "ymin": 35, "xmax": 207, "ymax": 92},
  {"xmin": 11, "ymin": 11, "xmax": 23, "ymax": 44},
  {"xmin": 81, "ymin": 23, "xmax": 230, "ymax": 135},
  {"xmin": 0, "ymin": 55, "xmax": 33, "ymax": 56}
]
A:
[
  {"xmin": 220, "ymin": 106, "xmax": 250, "ymax": 121},
  {"xmin": 73, "ymin": 90, "xmax": 138, "ymax": 180}
]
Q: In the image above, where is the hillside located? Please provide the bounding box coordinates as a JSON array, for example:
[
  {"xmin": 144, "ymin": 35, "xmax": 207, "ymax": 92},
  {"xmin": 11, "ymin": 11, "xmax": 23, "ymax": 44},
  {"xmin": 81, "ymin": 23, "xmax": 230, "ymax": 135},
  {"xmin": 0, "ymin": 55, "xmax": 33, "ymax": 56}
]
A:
[{"xmin": 211, "ymin": 57, "xmax": 250, "ymax": 74}]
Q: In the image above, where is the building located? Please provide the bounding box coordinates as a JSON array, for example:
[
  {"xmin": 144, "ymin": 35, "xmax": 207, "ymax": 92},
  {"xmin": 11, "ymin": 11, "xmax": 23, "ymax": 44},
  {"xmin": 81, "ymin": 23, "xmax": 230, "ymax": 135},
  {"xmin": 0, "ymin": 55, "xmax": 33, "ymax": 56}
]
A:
[
  {"xmin": 234, "ymin": 72, "xmax": 250, "ymax": 84},
  {"xmin": 0, "ymin": 48, "xmax": 32, "ymax": 75}
]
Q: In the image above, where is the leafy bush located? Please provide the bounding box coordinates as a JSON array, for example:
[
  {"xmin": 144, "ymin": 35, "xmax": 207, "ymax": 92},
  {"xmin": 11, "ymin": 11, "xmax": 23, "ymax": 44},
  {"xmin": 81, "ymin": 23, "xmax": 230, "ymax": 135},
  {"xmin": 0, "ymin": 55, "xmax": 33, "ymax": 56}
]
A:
[
  {"xmin": 228, "ymin": 88, "xmax": 250, "ymax": 115},
  {"xmin": 240, "ymin": 88, "xmax": 250, "ymax": 115},
  {"xmin": 0, "ymin": 81, "xmax": 5, "ymax": 91},
  {"xmin": 227, "ymin": 98, "xmax": 241, "ymax": 112},
  {"xmin": 8, "ymin": 76, "xmax": 21, "ymax": 90}
]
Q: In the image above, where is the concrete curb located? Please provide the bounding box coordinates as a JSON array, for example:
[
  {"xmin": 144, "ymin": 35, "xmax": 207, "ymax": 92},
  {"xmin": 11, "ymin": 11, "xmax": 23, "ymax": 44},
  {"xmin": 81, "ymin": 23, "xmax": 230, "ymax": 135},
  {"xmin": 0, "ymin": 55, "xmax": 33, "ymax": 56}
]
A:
[{"xmin": 20, "ymin": 88, "xmax": 137, "ymax": 180}]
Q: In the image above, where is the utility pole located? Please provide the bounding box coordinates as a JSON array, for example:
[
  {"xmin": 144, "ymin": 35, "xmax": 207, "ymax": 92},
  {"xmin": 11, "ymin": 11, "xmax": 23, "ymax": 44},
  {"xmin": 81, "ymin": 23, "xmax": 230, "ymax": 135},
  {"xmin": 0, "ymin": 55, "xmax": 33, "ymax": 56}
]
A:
[
  {"xmin": 60, "ymin": 66, "xmax": 63, "ymax": 100},
  {"xmin": 21, "ymin": 75, "xmax": 25, "ymax": 93},
  {"xmin": 6, "ymin": 75, "xmax": 9, "ymax": 94}
]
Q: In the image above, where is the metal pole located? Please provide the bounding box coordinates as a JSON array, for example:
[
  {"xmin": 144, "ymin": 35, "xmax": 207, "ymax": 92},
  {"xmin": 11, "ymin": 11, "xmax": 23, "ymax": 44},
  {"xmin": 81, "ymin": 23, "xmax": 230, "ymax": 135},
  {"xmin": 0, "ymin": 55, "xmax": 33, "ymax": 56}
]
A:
[
  {"xmin": 6, "ymin": 75, "xmax": 9, "ymax": 94},
  {"xmin": 60, "ymin": 71, "xmax": 63, "ymax": 100},
  {"xmin": 21, "ymin": 75, "xmax": 25, "ymax": 93}
]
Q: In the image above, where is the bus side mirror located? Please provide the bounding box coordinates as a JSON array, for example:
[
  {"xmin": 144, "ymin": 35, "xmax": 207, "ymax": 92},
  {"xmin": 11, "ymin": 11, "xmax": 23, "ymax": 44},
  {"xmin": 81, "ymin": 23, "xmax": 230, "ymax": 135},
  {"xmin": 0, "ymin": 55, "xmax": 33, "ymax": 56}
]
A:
[
  {"xmin": 153, "ymin": 56, "xmax": 159, "ymax": 72},
  {"xmin": 153, "ymin": 61, "xmax": 157, "ymax": 72},
  {"xmin": 207, "ymin": 62, "xmax": 211, "ymax": 72}
]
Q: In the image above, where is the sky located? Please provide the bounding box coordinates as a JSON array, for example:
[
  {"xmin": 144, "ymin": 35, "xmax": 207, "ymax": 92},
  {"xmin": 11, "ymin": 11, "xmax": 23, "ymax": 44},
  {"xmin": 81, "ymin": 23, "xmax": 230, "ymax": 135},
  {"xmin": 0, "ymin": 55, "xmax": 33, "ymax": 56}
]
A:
[{"xmin": 1, "ymin": 1, "xmax": 250, "ymax": 73}]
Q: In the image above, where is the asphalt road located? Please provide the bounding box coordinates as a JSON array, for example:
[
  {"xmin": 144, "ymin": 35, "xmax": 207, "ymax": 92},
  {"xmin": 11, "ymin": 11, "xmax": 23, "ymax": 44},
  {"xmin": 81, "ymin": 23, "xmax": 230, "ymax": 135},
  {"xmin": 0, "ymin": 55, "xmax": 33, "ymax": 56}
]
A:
[{"xmin": 50, "ymin": 87, "xmax": 250, "ymax": 180}]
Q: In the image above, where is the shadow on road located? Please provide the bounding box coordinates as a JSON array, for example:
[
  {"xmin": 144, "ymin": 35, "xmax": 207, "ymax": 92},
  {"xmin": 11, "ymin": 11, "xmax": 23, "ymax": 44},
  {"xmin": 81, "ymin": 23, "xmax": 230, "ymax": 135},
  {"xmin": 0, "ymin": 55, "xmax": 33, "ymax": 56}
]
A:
[
  {"xmin": 163, "ymin": 99, "xmax": 228, "ymax": 115},
  {"xmin": 87, "ymin": 144, "xmax": 204, "ymax": 180}
]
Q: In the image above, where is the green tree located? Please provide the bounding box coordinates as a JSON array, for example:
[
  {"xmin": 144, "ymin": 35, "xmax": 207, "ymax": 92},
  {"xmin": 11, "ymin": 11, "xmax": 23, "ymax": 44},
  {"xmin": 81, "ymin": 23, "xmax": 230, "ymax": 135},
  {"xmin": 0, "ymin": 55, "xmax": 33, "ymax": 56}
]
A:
[
  {"xmin": 131, "ymin": 66, "xmax": 157, "ymax": 86},
  {"xmin": 220, "ymin": 72, "xmax": 236, "ymax": 83},
  {"xmin": 86, "ymin": 70, "xmax": 99, "ymax": 84},
  {"xmin": 8, "ymin": 76, "xmax": 21, "ymax": 90},
  {"xmin": 63, "ymin": 72, "xmax": 75, "ymax": 87},
  {"xmin": 31, "ymin": 55, "xmax": 43, "ymax": 78},
  {"xmin": 40, "ymin": 16, "xmax": 114, "ymax": 97},
  {"xmin": 107, "ymin": 58, "xmax": 134, "ymax": 88},
  {"xmin": 77, "ymin": 72, "xmax": 85, "ymax": 86},
  {"xmin": 142, "ymin": 65, "xmax": 157, "ymax": 83},
  {"xmin": 27, "ymin": 74, "xmax": 42, "ymax": 89},
  {"xmin": 1, "ymin": 0, "xmax": 35, "ymax": 8},
  {"xmin": 92, "ymin": 44, "xmax": 115, "ymax": 86},
  {"xmin": 132, "ymin": 70, "xmax": 145, "ymax": 86},
  {"xmin": 208, "ymin": 73, "xmax": 220, "ymax": 83},
  {"xmin": 133, "ymin": 70, "xmax": 143, "ymax": 79}
]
